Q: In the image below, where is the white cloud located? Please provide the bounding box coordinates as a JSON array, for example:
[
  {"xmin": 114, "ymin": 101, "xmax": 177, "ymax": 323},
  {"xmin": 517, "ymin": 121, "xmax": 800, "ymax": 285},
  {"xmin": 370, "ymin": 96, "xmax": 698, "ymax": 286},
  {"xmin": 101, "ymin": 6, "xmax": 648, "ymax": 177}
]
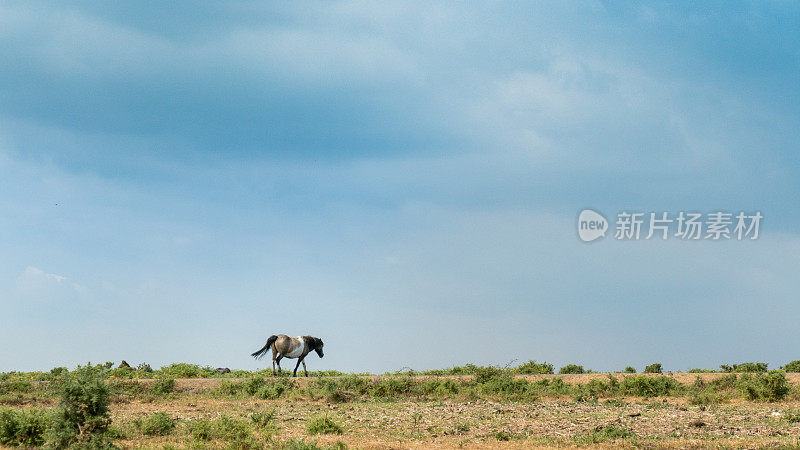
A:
[{"xmin": 18, "ymin": 266, "xmax": 85, "ymax": 294}]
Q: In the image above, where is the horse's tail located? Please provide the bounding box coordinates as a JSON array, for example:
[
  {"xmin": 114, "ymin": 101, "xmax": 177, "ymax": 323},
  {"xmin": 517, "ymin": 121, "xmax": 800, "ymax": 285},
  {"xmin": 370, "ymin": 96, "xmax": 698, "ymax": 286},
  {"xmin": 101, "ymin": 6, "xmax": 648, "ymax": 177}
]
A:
[{"xmin": 251, "ymin": 335, "xmax": 277, "ymax": 359}]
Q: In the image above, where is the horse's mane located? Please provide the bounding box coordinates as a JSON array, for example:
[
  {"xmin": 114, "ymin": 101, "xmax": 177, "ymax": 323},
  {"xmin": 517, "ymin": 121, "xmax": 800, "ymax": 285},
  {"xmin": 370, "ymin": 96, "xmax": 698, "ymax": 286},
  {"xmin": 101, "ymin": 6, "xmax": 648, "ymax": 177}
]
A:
[{"xmin": 304, "ymin": 336, "xmax": 323, "ymax": 349}]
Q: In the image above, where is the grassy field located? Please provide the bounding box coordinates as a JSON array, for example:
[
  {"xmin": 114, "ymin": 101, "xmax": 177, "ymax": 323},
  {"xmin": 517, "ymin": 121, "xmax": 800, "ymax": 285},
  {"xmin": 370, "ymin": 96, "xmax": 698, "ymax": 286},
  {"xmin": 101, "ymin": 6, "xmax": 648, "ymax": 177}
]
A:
[{"xmin": 3, "ymin": 366, "xmax": 800, "ymax": 448}]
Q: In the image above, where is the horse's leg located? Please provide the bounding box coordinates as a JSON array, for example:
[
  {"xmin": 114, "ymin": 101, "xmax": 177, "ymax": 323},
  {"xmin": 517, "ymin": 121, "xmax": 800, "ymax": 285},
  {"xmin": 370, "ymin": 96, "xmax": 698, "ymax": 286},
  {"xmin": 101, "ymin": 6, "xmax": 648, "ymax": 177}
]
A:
[
  {"xmin": 292, "ymin": 358, "xmax": 302, "ymax": 377},
  {"xmin": 276, "ymin": 355, "xmax": 283, "ymax": 374},
  {"xmin": 272, "ymin": 349, "xmax": 277, "ymax": 376},
  {"xmin": 302, "ymin": 359, "xmax": 308, "ymax": 377}
]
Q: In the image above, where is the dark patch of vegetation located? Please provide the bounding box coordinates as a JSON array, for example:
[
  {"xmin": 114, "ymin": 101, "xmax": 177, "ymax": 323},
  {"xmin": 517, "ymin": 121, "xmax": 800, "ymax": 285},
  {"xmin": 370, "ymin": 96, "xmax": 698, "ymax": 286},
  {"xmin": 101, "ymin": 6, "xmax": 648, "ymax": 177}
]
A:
[
  {"xmin": 780, "ymin": 360, "xmax": 800, "ymax": 373},
  {"xmin": 515, "ymin": 360, "xmax": 554, "ymax": 374},
  {"xmin": 644, "ymin": 363, "xmax": 662, "ymax": 374},
  {"xmin": 623, "ymin": 367, "xmax": 636, "ymax": 373},
  {"xmin": 306, "ymin": 415, "xmax": 343, "ymax": 435},
  {"xmin": 46, "ymin": 363, "xmax": 115, "ymax": 448},
  {"xmin": 576, "ymin": 424, "xmax": 635, "ymax": 444},
  {"xmin": 250, "ymin": 409, "xmax": 277, "ymax": 433},
  {"xmin": 135, "ymin": 412, "xmax": 176, "ymax": 436},
  {"xmin": 0, "ymin": 407, "xmax": 49, "ymax": 447},
  {"xmin": 150, "ymin": 377, "xmax": 175, "ymax": 395},
  {"xmin": 721, "ymin": 362, "xmax": 768, "ymax": 373},
  {"xmin": 559, "ymin": 364, "xmax": 585, "ymax": 374},
  {"xmin": 279, "ymin": 439, "xmax": 348, "ymax": 450},
  {"xmin": 737, "ymin": 371, "xmax": 791, "ymax": 401}
]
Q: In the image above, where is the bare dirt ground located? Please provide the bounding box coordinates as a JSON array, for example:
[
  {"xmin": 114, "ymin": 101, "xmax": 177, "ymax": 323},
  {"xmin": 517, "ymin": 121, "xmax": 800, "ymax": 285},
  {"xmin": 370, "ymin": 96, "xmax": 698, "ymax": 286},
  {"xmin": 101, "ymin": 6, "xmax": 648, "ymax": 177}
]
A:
[
  {"xmin": 111, "ymin": 395, "xmax": 800, "ymax": 449},
  {"xmin": 6, "ymin": 374, "xmax": 800, "ymax": 448},
  {"xmin": 100, "ymin": 374, "xmax": 800, "ymax": 449}
]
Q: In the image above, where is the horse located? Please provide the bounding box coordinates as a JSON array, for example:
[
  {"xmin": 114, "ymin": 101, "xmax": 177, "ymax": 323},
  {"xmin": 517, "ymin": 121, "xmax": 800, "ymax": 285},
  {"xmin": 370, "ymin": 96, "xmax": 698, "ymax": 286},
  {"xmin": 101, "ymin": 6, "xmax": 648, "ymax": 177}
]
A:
[{"xmin": 250, "ymin": 334, "xmax": 324, "ymax": 377}]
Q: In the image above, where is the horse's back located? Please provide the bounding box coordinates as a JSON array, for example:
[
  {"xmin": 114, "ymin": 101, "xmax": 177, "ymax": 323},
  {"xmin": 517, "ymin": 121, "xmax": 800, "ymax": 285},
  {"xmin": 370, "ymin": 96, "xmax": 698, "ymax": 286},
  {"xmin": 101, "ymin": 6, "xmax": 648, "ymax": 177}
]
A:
[{"xmin": 273, "ymin": 335, "xmax": 303, "ymax": 358}]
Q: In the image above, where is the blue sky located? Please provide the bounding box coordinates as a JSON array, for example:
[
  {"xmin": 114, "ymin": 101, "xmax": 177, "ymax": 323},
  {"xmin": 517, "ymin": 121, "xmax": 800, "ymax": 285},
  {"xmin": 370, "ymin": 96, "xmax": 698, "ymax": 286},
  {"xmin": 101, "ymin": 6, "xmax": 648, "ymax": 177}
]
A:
[{"xmin": 1, "ymin": 1, "xmax": 798, "ymax": 373}]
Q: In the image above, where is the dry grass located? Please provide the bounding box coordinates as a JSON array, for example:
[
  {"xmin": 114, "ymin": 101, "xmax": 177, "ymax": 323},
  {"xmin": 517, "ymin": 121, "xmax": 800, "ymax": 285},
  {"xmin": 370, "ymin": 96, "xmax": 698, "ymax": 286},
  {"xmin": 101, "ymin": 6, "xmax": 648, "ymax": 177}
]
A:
[
  {"xmin": 5, "ymin": 374, "xmax": 800, "ymax": 448},
  {"xmin": 107, "ymin": 396, "xmax": 800, "ymax": 448}
]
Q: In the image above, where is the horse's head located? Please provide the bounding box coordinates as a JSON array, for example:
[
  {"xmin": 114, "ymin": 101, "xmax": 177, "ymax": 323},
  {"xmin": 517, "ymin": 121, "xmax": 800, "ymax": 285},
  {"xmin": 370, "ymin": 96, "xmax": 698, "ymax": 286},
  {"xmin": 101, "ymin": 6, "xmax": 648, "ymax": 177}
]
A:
[{"xmin": 309, "ymin": 336, "xmax": 324, "ymax": 358}]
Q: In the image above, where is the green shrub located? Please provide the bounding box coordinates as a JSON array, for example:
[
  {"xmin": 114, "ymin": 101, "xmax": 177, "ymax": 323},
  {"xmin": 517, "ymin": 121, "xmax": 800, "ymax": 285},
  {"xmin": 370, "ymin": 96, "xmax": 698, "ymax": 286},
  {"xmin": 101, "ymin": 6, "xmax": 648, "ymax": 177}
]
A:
[
  {"xmin": 576, "ymin": 424, "xmax": 634, "ymax": 444},
  {"xmin": 243, "ymin": 376, "xmax": 267, "ymax": 396},
  {"xmin": 688, "ymin": 388, "xmax": 727, "ymax": 405},
  {"xmin": 644, "ymin": 363, "xmax": 662, "ymax": 374},
  {"xmin": 211, "ymin": 415, "xmax": 253, "ymax": 441},
  {"xmin": 136, "ymin": 412, "xmax": 176, "ymax": 436},
  {"xmin": 306, "ymin": 415, "xmax": 343, "ymax": 435},
  {"xmin": 737, "ymin": 371, "xmax": 791, "ymax": 401},
  {"xmin": 0, "ymin": 407, "xmax": 49, "ymax": 447},
  {"xmin": 250, "ymin": 409, "xmax": 277, "ymax": 431},
  {"xmin": 721, "ymin": 362, "xmax": 768, "ymax": 373},
  {"xmin": 0, "ymin": 382, "xmax": 32, "ymax": 395},
  {"xmin": 280, "ymin": 438, "xmax": 348, "ymax": 450},
  {"xmin": 216, "ymin": 380, "xmax": 244, "ymax": 396},
  {"xmin": 491, "ymin": 430, "xmax": 522, "ymax": 441},
  {"xmin": 187, "ymin": 418, "xmax": 213, "ymax": 440},
  {"xmin": 540, "ymin": 378, "xmax": 572, "ymax": 397},
  {"xmin": 515, "ymin": 361, "xmax": 554, "ymax": 374},
  {"xmin": 150, "ymin": 377, "xmax": 175, "ymax": 395},
  {"xmin": 369, "ymin": 377, "xmax": 417, "ymax": 398},
  {"xmin": 112, "ymin": 380, "xmax": 146, "ymax": 398},
  {"xmin": 109, "ymin": 366, "xmax": 136, "ymax": 379},
  {"xmin": 159, "ymin": 363, "xmax": 215, "ymax": 378},
  {"xmin": 623, "ymin": 367, "xmax": 636, "ymax": 374},
  {"xmin": 45, "ymin": 363, "xmax": 114, "ymax": 448},
  {"xmin": 710, "ymin": 373, "xmax": 739, "ymax": 390},
  {"xmin": 50, "ymin": 367, "xmax": 69, "ymax": 378},
  {"xmin": 781, "ymin": 361, "xmax": 800, "ymax": 373},
  {"xmin": 559, "ymin": 364, "xmax": 585, "ymax": 374},
  {"xmin": 620, "ymin": 376, "xmax": 683, "ymax": 397},
  {"xmin": 256, "ymin": 379, "xmax": 295, "ymax": 400},
  {"xmin": 783, "ymin": 410, "xmax": 800, "ymax": 424},
  {"xmin": 473, "ymin": 366, "xmax": 511, "ymax": 384}
]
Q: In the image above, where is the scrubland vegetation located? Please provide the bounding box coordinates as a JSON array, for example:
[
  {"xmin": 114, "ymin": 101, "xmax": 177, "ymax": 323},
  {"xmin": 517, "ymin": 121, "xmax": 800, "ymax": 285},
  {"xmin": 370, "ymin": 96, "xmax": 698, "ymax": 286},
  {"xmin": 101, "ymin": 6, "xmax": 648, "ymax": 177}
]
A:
[{"xmin": 2, "ymin": 361, "xmax": 800, "ymax": 448}]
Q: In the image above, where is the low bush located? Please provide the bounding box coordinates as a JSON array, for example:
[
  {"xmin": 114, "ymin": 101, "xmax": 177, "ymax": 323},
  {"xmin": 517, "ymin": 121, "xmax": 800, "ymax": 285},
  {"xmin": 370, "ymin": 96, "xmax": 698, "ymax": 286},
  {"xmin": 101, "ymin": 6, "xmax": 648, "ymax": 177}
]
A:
[
  {"xmin": 644, "ymin": 363, "xmax": 662, "ymax": 374},
  {"xmin": 216, "ymin": 380, "xmax": 244, "ymax": 396},
  {"xmin": 721, "ymin": 362, "xmax": 768, "ymax": 373},
  {"xmin": 159, "ymin": 363, "xmax": 215, "ymax": 378},
  {"xmin": 0, "ymin": 407, "xmax": 49, "ymax": 447},
  {"xmin": 307, "ymin": 415, "xmax": 343, "ymax": 435},
  {"xmin": 188, "ymin": 415, "xmax": 255, "ymax": 443},
  {"xmin": 623, "ymin": 367, "xmax": 636, "ymax": 374},
  {"xmin": 187, "ymin": 417, "xmax": 213, "ymax": 440},
  {"xmin": 737, "ymin": 371, "xmax": 791, "ymax": 401},
  {"xmin": 559, "ymin": 364, "xmax": 585, "ymax": 374},
  {"xmin": 109, "ymin": 366, "xmax": 136, "ymax": 379},
  {"xmin": 576, "ymin": 424, "xmax": 635, "ymax": 444},
  {"xmin": 280, "ymin": 438, "xmax": 348, "ymax": 450},
  {"xmin": 781, "ymin": 360, "xmax": 800, "ymax": 373},
  {"xmin": 250, "ymin": 409, "xmax": 277, "ymax": 431},
  {"xmin": 0, "ymin": 383, "xmax": 32, "ymax": 395},
  {"xmin": 135, "ymin": 412, "xmax": 176, "ymax": 436},
  {"xmin": 256, "ymin": 379, "xmax": 295, "ymax": 399},
  {"xmin": 150, "ymin": 377, "xmax": 175, "ymax": 395},
  {"xmin": 515, "ymin": 361, "xmax": 554, "ymax": 374},
  {"xmin": 620, "ymin": 375, "xmax": 683, "ymax": 397}
]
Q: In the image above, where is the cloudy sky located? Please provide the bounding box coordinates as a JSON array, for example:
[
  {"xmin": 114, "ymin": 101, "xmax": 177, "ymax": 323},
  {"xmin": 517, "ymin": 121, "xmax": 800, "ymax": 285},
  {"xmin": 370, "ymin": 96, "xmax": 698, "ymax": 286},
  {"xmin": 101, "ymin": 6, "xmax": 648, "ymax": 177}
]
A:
[{"xmin": 1, "ymin": 1, "xmax": 798, "ymax": 373}]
